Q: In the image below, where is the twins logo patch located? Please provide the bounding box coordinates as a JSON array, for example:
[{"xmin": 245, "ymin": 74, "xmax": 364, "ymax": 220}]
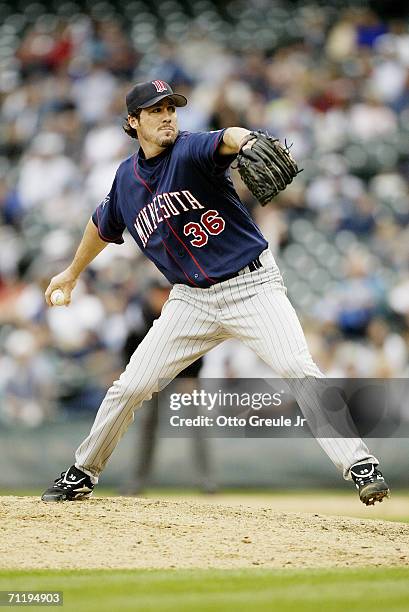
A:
[{"xmin": 152, "ymin": 80, "xmax": 168, "ymax": 93}]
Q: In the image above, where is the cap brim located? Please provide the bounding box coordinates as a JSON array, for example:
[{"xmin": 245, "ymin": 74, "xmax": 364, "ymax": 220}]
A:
[{"xmin": 136, "ymin": 93, "xmax": 187, "ymax": 110}]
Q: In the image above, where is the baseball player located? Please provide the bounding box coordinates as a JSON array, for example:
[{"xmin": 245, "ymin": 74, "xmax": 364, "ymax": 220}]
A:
[{"xmin": 41, "ymin": 80, "xmax": 390, "ymax": 506}]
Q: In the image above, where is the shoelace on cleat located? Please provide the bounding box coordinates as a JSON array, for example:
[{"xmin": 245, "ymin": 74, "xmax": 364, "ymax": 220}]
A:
[
  {"xmin": 54, "ymin": 471, "xmax": 78, "ymax": 489},
  {"xmin": 53, "ymin": 472, "xmax": 67, "ymax": 487},
  {"xmin": 353, "ymin": 469, "xmax": 383, "ymax": 487}
]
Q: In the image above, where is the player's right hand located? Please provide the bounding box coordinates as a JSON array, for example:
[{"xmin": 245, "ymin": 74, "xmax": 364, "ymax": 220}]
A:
[{"xmin": 44, "ymin": 267, "xmax": 78, "ymax": 307}]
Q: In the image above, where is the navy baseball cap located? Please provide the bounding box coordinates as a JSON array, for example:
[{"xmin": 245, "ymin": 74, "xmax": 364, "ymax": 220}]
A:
[{"xmin": 126, "ymin": 80, "xmax": 187, "ymax": 114}]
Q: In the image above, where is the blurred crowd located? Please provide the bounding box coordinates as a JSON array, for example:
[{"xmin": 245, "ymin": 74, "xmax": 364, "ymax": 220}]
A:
[{"xmin": 1, "ymin": 0, "xmax": 409, "ymax": 427}]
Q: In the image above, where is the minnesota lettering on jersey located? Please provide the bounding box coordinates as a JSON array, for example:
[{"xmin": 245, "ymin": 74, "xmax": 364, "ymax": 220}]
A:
[{"xmin": 134, "ymin": 190, "xmax": 204, "ymax": 247}]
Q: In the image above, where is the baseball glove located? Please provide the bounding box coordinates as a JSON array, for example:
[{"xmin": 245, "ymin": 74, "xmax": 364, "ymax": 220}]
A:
[{"xmin": 234, "ymin": 131, "xmax": 301, "ymax": 206}]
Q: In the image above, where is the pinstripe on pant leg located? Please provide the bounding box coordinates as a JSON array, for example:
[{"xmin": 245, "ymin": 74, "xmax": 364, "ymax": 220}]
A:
[
  {"xmin": 219, "ymin": 275, "xmax": 378, "ymax": 478},
  {"xmin": 75, "ymin": 295, "xmax": 224, "ymax": 479}
]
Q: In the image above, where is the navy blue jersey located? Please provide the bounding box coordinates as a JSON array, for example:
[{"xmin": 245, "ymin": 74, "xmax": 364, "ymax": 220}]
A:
[{"xmin": 92, "ymin": 129, "xmax": 267, "ymax": 288}]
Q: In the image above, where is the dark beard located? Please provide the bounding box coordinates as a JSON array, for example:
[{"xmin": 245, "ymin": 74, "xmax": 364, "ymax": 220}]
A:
[{"xmin": 157, "ymin": 132, "xmax": 177, "ymax": 147}]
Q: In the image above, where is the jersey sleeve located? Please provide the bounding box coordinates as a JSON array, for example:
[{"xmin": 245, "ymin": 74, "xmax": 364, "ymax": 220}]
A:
[
  {"xmin": 91, "ymin": 175, "xmax": 126, "ymax": 244},
  {"xmin": 188, "ymin": 129, "xmax": 237, "ymax": 174}
]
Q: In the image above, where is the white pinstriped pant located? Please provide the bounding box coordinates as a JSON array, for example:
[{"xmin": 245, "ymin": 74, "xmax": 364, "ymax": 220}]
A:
[{"xmin": 75, "ymin": 249, "xmax": 377, "ymax": 482}]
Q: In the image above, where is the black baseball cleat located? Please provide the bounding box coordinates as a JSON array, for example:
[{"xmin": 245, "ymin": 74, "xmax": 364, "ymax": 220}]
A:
[
  {"xmin": 350, "ymin": 462, "xmax": 390, "ymax": 506},
  {"xmin": 41, "ymin": 465, "xmax": 95, "ymax": 502}
]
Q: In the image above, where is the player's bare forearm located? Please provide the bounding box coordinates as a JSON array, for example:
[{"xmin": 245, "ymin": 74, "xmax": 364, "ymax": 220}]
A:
[
  {"xmin": 44, "ymin": 219, "xmax": 108, "ymax": 306},
  {"xmin": 219, "ymin": 127, "xmax": 251, "ymax": 155},
  {"xmin": 68, "ymin": 219, "xmax": 108, "ymax": 277}
]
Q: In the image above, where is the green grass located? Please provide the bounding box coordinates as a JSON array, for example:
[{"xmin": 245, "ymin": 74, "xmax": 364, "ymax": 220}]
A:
[{"xmin": 1, "ymin": 568, "xmax": 409, "ymax": 611}]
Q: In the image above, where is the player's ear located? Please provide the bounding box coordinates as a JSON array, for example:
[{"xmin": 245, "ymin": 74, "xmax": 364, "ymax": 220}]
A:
[{"xmin": 128, "ymin": 114, "xmax": 139, "ymax": 129}]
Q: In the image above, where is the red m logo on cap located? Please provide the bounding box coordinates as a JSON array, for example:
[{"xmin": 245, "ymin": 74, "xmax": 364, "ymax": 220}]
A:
[{"xmin": 152, "ymin": 80, "xmax": 168, "ymax": 93}]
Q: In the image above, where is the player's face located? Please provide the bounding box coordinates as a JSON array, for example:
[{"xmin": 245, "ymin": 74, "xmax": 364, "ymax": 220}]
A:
[{"xmin": 135, "ymin": 99, "xmax": 179, "ymax": 148}]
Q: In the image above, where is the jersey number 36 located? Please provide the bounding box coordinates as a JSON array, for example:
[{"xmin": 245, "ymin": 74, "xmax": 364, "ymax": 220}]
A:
[{"xmin": 183, "ymin": 210, "xmax": 225, "ymax": 248}]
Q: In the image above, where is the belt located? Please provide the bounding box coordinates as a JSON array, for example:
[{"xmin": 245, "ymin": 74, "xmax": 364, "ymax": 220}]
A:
[
  {"xmin": 216, "ymin": 255, "xmax": 263, "ymax": 284},
  {"xmin": 236, "ymin": 255, "xmax": 263, "ymax": 276}
]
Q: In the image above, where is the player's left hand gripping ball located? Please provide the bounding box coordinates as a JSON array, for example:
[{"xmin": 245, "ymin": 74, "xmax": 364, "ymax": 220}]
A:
[{"xmin": 235, "ymin": 131, "xmax": 301, "ymax": 206}]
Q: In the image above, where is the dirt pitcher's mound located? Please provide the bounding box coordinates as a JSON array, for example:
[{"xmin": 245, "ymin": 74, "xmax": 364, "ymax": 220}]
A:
[{"xmin": 1, "ymin": 496, "xmax": 409, "ymax": 570}]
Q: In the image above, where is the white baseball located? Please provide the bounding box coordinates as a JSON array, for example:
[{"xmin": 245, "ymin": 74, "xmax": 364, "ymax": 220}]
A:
[{"xmin": 50, "ymin": 289, "xmax": 65, "ymax": 306}]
